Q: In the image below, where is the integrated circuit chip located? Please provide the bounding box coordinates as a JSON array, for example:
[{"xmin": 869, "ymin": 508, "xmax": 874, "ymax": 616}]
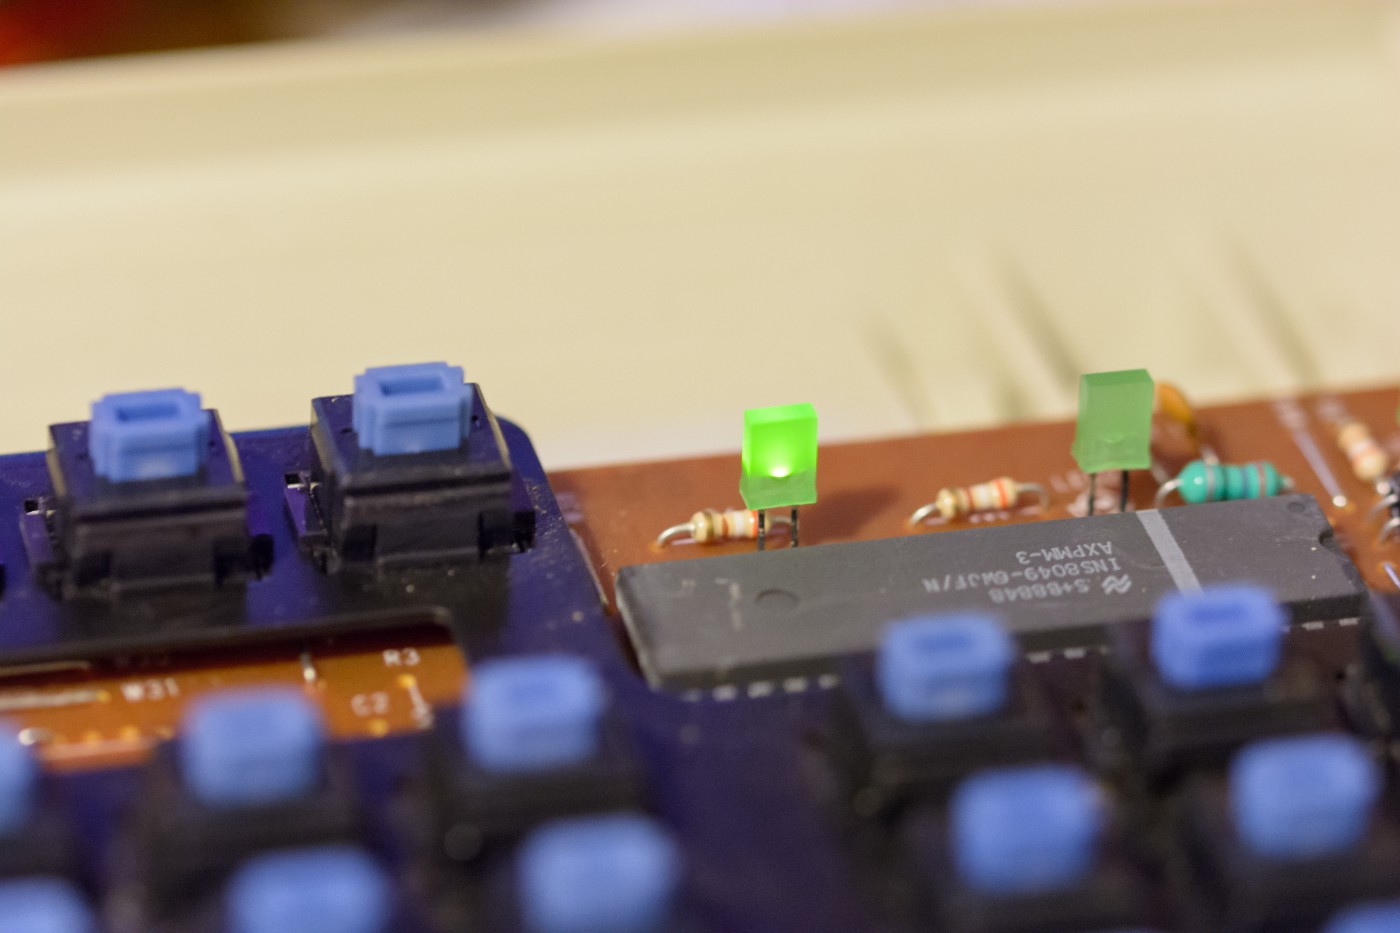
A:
[{"xmin": 615, "ymin": 495, "xmax": 1366, "ymax": 690}]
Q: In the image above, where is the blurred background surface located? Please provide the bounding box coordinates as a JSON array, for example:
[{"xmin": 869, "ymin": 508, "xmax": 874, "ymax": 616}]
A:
[
  {"xmin": 2, "ymin": 0, "xmax": 1398, "ymax": 466},
  {"xmin": 0, "ymin": 0, "xmax": 1112, "ymax": 63}
]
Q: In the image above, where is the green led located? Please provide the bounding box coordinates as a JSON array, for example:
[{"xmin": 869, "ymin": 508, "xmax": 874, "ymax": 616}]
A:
[
  {"xmin": 1071, "ymin": 369, "xmax": 1154, "ymax": 474},
  {"xmin": 740, "ymin": 403, "xmax": 818, "ymax": 511}
]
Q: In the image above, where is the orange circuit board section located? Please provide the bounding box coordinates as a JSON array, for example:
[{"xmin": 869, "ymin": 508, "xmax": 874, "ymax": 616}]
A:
[{"xmin": 0, "ymin": 625, "xmax": 466, "ymax": 771}]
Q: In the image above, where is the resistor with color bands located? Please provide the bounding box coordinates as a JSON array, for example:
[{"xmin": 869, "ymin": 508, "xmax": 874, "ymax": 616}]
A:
[
  {"xmin": 655, "ymin": 509, "xmax": 790, "ymax": 548},
  {"xmin": 1154, "ymin": 460, "xmax": 1291, "ymax": 507},
  {"xmin": 1336, "ymin": 420, "xmax": 1389, "ymax": 485},
  {"xmin": 909, "ymin": 477, "xmax": 1049, "ymax": 526}
]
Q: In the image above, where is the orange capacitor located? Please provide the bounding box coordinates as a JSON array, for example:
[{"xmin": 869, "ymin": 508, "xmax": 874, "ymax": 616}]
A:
[{"xmin": 1154, "ymin": 381, "xmax": 1205, "ymax": 451}]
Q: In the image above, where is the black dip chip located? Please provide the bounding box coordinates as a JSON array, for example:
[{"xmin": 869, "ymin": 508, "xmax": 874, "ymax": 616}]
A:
[{"xmin": 615, "ymin": 495, "xmax": 1365, "ymax": 690}]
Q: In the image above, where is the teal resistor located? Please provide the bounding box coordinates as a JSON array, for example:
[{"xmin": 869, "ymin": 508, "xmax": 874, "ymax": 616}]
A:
[{"xmin": 1155, "ymin": 460, "xmax": 1291, "ymax": 507}]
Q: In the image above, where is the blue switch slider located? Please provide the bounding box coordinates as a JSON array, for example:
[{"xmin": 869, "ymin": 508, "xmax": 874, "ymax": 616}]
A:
[
  {"xmin": 519, "ymin": 814, "xmax": 682, "ymax": 933},
  {"xmin": 352, "ymin": 362, "xmax": 472, "ymax": 456},
  {"xmin": 1151, "ymin": 584, "xmax": 1284, "ymax": 690},
  {"xmin": 89, "ymin": 388, "xmax": 208, "ymax": 482},
  {"xmin": 950, "ymin": 764, "xmax": 1104, "ymax": 895},
  {"xmin": 463, "ymin": 656, "xmax": 606, "ymax": 773},
  {"xmin": 0, "ymin": 721, "xmax": 37, "ymax": 835},
  {"xmin": 877, "ymin": 613, "xmax": 1014, "ymax": 722},
  {"xmin": 180, "ymin": 688, "xmax": 325, "ymax": 807},
  {"xmin": 0, "ymin": 877, "xmax": 95, "ymax": 933},
  {"xmin": 226, "ymin": 845, "xmax": 392, "ymax": 933},
  {"xmin": 1324, "ymin": 900, "xmax": 1400, "ymax": 933},
  {"xmin": 1231, "ymin": 733, "xmax": 1380, "ymax": 860}
]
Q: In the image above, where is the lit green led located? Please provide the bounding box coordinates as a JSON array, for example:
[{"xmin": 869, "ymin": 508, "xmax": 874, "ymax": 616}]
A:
[
  {"xmin": 740, "ymin": 403, "xmax": 818, "ymax": 511},
  {"xmin": 1071, "ymin": 369, "xmax": 1154, "ymax": 474}
]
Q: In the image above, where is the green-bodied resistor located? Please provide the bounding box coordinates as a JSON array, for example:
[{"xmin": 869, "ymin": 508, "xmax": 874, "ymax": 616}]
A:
[{"xmin": 1154, "ymin": 459, "xmax": 1292, "ymax": 507}]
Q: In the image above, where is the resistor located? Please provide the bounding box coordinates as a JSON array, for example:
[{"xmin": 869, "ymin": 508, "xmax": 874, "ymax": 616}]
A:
[
  {"xmin": 655, "ymin": 508, "xmax": 790, "ymax": 549},
  {"xmin": 1335, "ymin": 419, "xmax": 1389, "ymax": 486},
  {"xmin": 1154, "ymin": 460, "xmax": 1291, "ymax": 507},
  {"xmin": 909, "ymin": 477, "xmax": 1049, "ymax": 526}
]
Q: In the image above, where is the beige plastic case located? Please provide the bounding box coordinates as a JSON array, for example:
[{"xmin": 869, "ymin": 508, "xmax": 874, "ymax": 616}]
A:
[{"xmin": 1, "ymin": 0, "xmax": 1398, "ymax": 466}]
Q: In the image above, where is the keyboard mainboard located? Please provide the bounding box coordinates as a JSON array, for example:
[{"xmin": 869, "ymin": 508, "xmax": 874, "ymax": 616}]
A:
[{"xmin": 0, "ymin": 368, "xmax": 1397, "ymax": 932}]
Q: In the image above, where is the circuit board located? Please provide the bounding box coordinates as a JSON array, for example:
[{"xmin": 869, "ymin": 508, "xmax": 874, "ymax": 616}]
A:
[
  {"xmin": 554, "ymin": 386, "xmax": 1400, "ymax": 603},
  {"xmin": 0, "ymin": 372, "xmax": 1398, "ymax": 933}
]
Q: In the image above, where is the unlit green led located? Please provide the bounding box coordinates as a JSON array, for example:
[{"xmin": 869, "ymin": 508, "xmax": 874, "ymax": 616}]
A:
[
  {"xmin": 1071, "ymin": 369, "xmax": 1154, "ymax": 474},
  {"xmin": 740, "ymin": 403, "xmax": 818, "ymax": 510}
]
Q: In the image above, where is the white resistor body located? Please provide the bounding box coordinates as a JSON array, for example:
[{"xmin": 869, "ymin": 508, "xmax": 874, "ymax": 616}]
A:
[
  {"xmin": 1337, "ymin": 420, "xmax": 1389, "ymax": 485},
  {"xmin": 656, "ymin": 508, "xmax": 790, "ymax": 548},
  {"xmin": 910, "ymin": 477, "xmax": 1048, "ymax": 526}
]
